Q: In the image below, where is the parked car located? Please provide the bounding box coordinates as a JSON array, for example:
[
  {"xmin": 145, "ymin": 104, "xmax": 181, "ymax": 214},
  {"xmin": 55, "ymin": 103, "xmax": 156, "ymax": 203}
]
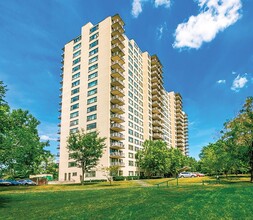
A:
[
  {"xmin": 18, "ymin": 179, "xmax": 37, "ymax": 186},
  {"xmin": 0, "ymin": 179, "xmax": 12, "ymax": 186},
  {"xmin": 194, "ymin": 172, "xmax": 205, "ymax": 177},
  {"xmin": 178, "ymin": 172, "xmax": 197, "ymax": 178},
  {"xmin": 7, "ymin": 180, "xmax": 22, "ymax": 185}
]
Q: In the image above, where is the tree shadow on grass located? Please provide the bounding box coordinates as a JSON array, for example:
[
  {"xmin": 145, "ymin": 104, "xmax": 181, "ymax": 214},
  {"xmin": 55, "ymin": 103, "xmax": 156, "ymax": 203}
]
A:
[{"xmin": 0, "ymin": 196, "xmax": 11, "ymax": 209}]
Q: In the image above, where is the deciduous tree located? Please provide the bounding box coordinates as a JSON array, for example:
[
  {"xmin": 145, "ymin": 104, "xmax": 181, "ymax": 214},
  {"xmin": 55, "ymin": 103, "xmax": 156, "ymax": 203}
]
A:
[{"xmin": 67, "ymin": 130, "xmax": 106, "ymax": 184}]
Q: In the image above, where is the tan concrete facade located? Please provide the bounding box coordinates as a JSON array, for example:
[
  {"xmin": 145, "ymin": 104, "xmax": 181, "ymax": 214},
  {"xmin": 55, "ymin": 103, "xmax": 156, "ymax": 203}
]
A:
[{"xmin": 58, "ymin": 14, "xmax": 188, "ymax": 182}]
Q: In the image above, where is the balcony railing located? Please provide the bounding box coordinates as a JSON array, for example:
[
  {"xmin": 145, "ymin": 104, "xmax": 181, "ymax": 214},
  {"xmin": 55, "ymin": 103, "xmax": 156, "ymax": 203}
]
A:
[
  {"xmin": 111, "ymin": 132, "xmax": 124, "ymax": 140},
  {"xmin": 111, "ymin": 104, "xmax": 125, "ymax": 114},
  {"xmin": 111, "ymin": 123, "xmax": 125, "ymax": 131},
  {"xmin": 111, "ymin": 60, "xmax": 125, "ymax": 71},
  {"xmin": 110, "ymin": 162, "xmax": 125, "ymax": 166},
  {"xmin": 111, "ymin": 86, "xmax": 124, "ymax": 97},
  {"xmin": 111, "ymin": 113, "xmax": 125, "ymax": 122},
  {"xmin": 110, "ymin": 152, "xmax": 125, "ymax": 158},
  {"xmin": 111, "ymin": 141, "xmax": 125, "ymax": 149},
  {"xmin": 111, "ymin": 95, "xmax": 124, "ymax": 105},
  {"xmin": 111, "ymin": 70, "xmax": 125, "ymax": 81}
]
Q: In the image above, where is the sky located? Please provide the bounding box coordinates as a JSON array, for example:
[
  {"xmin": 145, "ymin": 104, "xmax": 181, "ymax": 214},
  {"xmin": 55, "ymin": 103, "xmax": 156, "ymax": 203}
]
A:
[{"xmin": 0, "ymin": 0, "xmax": 252, "ymax": 160}]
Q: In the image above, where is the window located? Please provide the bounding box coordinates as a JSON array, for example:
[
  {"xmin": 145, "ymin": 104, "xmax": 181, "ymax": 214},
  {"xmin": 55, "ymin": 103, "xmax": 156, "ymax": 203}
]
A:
[
  {"xmin": 129, "ymin": 160, "xmax": 134, "ymax": 166},
  {"xmin": 129, "ymin": 153, "xmax": 134, "ymax": 158},
  {"xmin": 90, "ymin": 33, "xmax": 99, "ymax": 41},
  {"xmin": 128, "ymin": 129, "xmax": 133, "ymax": 135},
  {"xmin": 89, "ymin": 40, "xmax": 98, "ymax": 49},
  {"xmin": 72, "ymin": 65, "xmax": 80, "ymax": 73},
  {"xmin": 72, "ymin": 72, "xmax": 80, "ymax": 80},
  {"xmin": 87, "ymin": 122, "xmax": 96, "ymax": 130},
  {"xmin": 70, "ymin": 119, "xmax": 78, "ymax": 126},
  {"xmin": 129, "ymin": 137, "xmax": 133, "ymax": 143},
  {"xmin": 88, "ymin": 64, "xmax": 98, "ymax": 72},
  {"xmin": 87, "ymin": 96, "xmax": 97, "ymax": 104},
  {"xmin": 89, "ymin": 56, "xmax": 98, "ymax": 64},
  {"xmin": 87, "ymin": 88, "xmax": 97, "ymax": 96},
  {"xmin": 73, "ymin": 43, "xmax": 81, "ymax": 51},
  {"xmin": 87, "ymin": 105, "xmax": 97, "ymax": 113},
  {"xmin": 89, "ymin": 48, "xmax": 98, "ymax": 56},
  {"xmin": 129, "ymin": 145, "xmax": 134, "ymax": 150},
  {"xmin": 87, "ymin": 114, "xmax": 97, "ymax": 121},
  {"xmin": 88, "ymin": 72, "xmax": 98, "ymax": 80},
  {"xmin": 70, "ymin": 128, "xmax": 78, "ymax": 133},
  {"xmin": 71, "ymin": 88, "xmax": 79, "ymax": 95},
  {"xmin": 74, "ymin": 36, "xmax": 81, "ymax": 43},
  {"xmin": 71, "ymin": 103, "xmax": 79, "ymax": 110},
  {"xmin": 72, "ymin": 80, "xmax": 80, "ymax": 87},
  {"xmin": 68, "ymin": 162, "xmax": 76, "ymax": 167},
  {"xmin": 72, "ymin": 172, "xmax": 77, "ymax": 176},
  {"xmin": 70, "ymin": 111, "xmax": 79, "ymax": 119},
  {"xmin": 88, "ymin": 80, "xmax": 97, "ymax": 88},
  {"xmin": 73, "ymin": 50, "xmax": 81, "ymax": 58},
  {"xmin": 90, "ymin": 25, "xmax": 98, "ymax": 34},
  {"xmin": 73, "ymin": 57, "xmax": 81, "ymax": 65},
  {"xmin": 71, "ymin": 95, "xmax": 79, "ymax": 103},
  {"xmin": 85, "ymin": 171, "xmax": 96, "ymax": 177}
]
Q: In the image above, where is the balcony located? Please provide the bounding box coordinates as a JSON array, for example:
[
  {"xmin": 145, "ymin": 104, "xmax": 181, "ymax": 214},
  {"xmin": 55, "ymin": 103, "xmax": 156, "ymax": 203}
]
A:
[
  {"xmin": 153, "ymin": 132, "xmax": 163, "ymax": 139},
  {"xmin": 111, "ymin": 113, "xmax": 125, "ymax": 123},
  {"xmin": 111, "ymin": 104, "xmax": 125, "ymax": 114},
  {"xmin": 58, "ymin": 115, "xmax": 61, "ymax": 120},
  {"xmin": 110, "ymin": 152, "xmax": 125, "ymax": 158},
  {"xmin": 111, "ymin": 51, "xmax": 125, "ymax": 63},
  {"xmin": 111, "ymin": 95, "xmax": 124, "ymax": 105},
  {"xmin": 153, "ymin": 113, "xmax": 162, "ymax": 120},
  {"xmin": 111, "ymin": 26, "xmax": 124, "ymax": 36},
  {"xmin": 111, "ymin": 60, "xmax": 124, "ymax": 72},
  {"xmin": 153, "ymin": 126, "xmax": 163, "ymax": 133},
  {"xmin": 111, "ymin": 34, "xmax": 125, "ymax": 44},
  {"xmin": 111, "ymin": 132, "xmax": 124, "ymax": 141},
  {"xmin": 59, "ymin": 93, "xmax": 62, "ymax": 98},
  {"xmin": 152, "ymin": 94, "xmax": 160, "ymax": 101},
  {"xmin": 57, "ymin": 130, "xmax": 61, "ymax": 135},
  {"xmin": 111, "ymin": 86, "xmax": 124, "ymax": 97},
  {"xmin": 111, "ymin": 141, "xmax": 125, "ymax": 149},
  {"xmin": 111, "ymin": 42, "xmax": 125, "ymax": 52},
  {"xmin": 111, "ymin": 123, "xmax": 125, "ymax": 132},
  {"xmin": 152, "ymin": 101, "xmax": 161, "ymax": 108},
  {"xmin": 153, "ymin": 120, "xmax": 161, "ymax": 126},
  {"xmin": 111, "ymin": 17, "xmax": 124, "ymax": 28},
  {"xmin": 57, "ymin": 123, "xmax": 61, "ymax": 127},
  {"xmin": 110, "ymin": 161, "xmax": 125, "ymax": 167},
  {"xmin": 111, "ymin": 69, "xmax": 125, "ymax": 81},
  {"xmin": 152, "ymin": 107, "xmax": 161, "ymax": 114}
]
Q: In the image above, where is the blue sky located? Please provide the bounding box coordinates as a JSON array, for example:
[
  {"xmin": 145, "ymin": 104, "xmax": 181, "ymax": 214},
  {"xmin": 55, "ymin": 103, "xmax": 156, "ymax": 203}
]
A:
[{"xmin": 0, "ymin": 0, "xmax": 252, "ymax": 159}]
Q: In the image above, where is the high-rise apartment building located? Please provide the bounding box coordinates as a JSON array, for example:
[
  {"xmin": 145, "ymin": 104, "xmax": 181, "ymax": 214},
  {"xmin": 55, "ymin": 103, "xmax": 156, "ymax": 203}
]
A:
[{"xmin": 58, "ymin": 14, "xmax": 188, "ymax": 182}]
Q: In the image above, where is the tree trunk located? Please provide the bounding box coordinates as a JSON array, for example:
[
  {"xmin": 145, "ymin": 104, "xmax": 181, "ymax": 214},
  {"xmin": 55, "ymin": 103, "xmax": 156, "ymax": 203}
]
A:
[
  {"xmin": 250, "ymin": 141, "xmax": 253, "ymax": 182},
  {"xmin": 81, "ymin": 162, "xmax": 85, "ymax": 185}
]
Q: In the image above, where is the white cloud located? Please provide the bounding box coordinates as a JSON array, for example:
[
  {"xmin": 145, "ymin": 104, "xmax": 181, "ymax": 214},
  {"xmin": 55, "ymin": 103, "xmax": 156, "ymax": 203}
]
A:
[
  {"xmin": 231, "ymin": 74, "xmax": 248, "ymax": 92},
  {"xmin": 157, "ymin": 22, "xmax": 167, "ymax": 40},
  {"xmin": 217, "ymin": 79, "xmax": 226, "ymax": 84},
  {"xmin": 154, "ymin": 0, "xmax": 171, "ymax": 8},
  {"xmin": 40, "ymin": 135, "xmax": 57, "ymax": 141},
  {"xmin": 131, "ymin": 0, "xmax": 171, "ymax": 18},
  {"xmin": 132, "ymin": 0, "xmax": 143, "ymax": 18},
  {"xmin": 173, "ymin": 0, "xmax": 242, "ymax": 49}
]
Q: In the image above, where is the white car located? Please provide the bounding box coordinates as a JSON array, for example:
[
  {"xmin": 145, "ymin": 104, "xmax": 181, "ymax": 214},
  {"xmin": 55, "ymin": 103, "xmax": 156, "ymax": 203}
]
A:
[{"xmin": 178, "ymin": 172, "xmax": 197, "ymax": 178}]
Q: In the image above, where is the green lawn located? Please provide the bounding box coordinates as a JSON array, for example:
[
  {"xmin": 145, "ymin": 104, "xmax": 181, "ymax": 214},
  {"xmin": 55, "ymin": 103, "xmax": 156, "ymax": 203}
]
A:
[{"xmin": 1, "ymin": 178, "xmax": 253, "ymax": 219}]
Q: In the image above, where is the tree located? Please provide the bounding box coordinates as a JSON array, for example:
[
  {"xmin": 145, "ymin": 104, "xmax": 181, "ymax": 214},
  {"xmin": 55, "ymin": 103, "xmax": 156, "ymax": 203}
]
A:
[
  {"xmin": 1, "ymin": 109, "xmax": 50, "ymax": 178},
  {"xmin": 223, "ymin": 97, "xmax": 253, "ymax": 181},
  {"xmin": 137, "ymin": 140, "xmax": 170, "ymax": 177},
  {"xmin": 167, "ymin": 148, "xmax": 186, "ymax": 177},
  {"xmin": 0, "ymin": 81, "xmax": 52, "ymax": 179},
  {"xmin": 100, "ymin": 165, "xmax": 120, "ymax": 185},
  {"xmin": 67, "ymin": 129, "xmax": 106, "ymax": 184}
]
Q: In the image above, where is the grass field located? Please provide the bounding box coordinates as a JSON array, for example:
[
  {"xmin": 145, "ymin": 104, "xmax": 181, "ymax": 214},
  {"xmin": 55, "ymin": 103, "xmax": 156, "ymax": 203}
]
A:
[{"xmin": 1, "ymin": 177, "xmax": 253, "ymax": 220}]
